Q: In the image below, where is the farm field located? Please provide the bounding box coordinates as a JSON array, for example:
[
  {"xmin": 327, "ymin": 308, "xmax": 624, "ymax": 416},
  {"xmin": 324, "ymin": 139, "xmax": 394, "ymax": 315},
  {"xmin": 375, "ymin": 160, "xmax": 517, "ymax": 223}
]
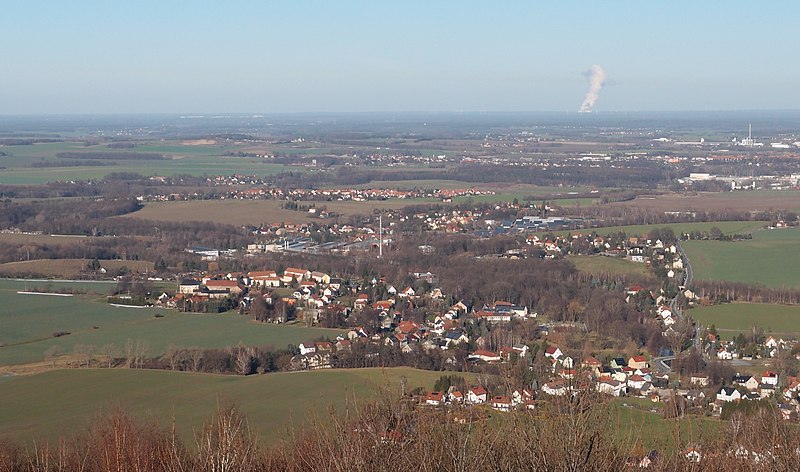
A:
[
  {"xmin": 615, "ymin": 190, "xmax": 800, "ymax": 212},
  {"xmin": 569, "ymin": 255, "xmax": 651, "ymax": 279},
  {"xmin": 298, "ymin": 199, "xmax": 440, "ymax": 216},
  {"xmin": 556, "ymin": 220, "xmax": 767, "ymax": 238},
  {"xmin": 0, "ymin": 141, "xmax": 297, "ymax": 184},
  {"xmin": 0, "ymin": 259, "xmax": 153, "ymax": 278},
  {"xmin": 125, "ymin": 198, "xmax": 444, "ymax": 225},
  {"xmin": 0, "ymin": 278, "xmax": 118, "ymax": 293},
  {"xmin": 352, "ymin": 180, "xmax": 590, "ymax": 194},
  {"xmin": 549, "ymin": 197, "xmax": 599, "ymax": 207},
  {"xmin": 0, "ymin": 283, "xmax": 344, "ymax": 366},
  {"xmin": 683, "ymin": 227, "xmax": 800, "ymax": 288},
  {"xmin": 124, "ymin": 200, "xmax": 315, "ymax": 226},
  {"xmin": 0, "ymin": 233, "xmax": 108, "ymax": 245},
  {"xmin": 0, "ymin": 367, "xmax": 455, "ymax": 444},
  {"xmin": 686, "ymin": 303, "xmax": 800, "ymax": 336}
]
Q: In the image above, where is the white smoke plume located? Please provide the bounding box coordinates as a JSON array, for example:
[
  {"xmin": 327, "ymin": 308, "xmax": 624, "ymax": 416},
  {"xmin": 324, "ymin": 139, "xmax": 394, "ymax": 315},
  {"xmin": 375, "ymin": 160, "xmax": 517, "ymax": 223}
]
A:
[{"xmin": 579, "ymin": 64, "xmax": 606, "ymax": 112}]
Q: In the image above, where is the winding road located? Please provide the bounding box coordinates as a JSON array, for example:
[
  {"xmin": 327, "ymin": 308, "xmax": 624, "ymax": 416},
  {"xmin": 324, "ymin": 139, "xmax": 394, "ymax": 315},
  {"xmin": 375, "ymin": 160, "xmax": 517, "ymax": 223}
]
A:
[{"xmin": 653, "ymin": 241, "xmax": 697, "ymax": 374}]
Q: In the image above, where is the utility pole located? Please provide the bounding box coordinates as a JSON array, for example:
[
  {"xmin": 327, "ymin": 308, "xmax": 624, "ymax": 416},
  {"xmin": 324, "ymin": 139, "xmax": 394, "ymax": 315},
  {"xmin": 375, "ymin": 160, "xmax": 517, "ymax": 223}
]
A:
[{"xmin": 379, "ymin": 214, "xmax": 383, "ymax": 258}]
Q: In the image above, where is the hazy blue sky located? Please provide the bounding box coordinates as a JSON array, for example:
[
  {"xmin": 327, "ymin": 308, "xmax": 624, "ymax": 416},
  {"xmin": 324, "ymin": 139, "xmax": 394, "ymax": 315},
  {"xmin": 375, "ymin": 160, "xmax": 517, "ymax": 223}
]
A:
[{"xmin": 2, "ymin": 1, "xmax": 798, "ymax": 114}]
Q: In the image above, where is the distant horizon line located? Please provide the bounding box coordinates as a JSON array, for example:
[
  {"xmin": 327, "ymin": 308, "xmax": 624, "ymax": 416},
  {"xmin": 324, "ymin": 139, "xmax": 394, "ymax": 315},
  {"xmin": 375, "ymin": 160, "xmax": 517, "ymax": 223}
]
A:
[{"xmin": 3, "ymin": 108, "xmax": 800, "ymax": 117}]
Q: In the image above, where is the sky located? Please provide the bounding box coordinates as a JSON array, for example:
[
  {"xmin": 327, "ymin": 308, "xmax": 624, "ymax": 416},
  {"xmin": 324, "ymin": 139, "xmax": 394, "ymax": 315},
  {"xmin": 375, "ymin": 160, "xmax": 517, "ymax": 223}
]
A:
[{"xmin": 2, "ymin": 1, "xmax": 798, "ymax": 114}]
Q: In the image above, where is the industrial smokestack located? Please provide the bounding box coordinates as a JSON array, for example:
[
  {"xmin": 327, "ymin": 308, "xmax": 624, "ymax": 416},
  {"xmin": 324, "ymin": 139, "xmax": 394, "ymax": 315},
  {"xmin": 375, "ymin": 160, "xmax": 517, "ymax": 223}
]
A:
[{"xmin": 579, "ymin": 64, "xmax": 606, "ymax": 113}]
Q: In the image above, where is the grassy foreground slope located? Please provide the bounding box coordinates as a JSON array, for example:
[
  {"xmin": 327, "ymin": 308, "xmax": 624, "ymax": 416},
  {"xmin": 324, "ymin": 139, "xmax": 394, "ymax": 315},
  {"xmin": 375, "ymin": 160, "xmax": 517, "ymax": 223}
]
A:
[
  {"xmin": 0, "ymin": 369, "xmax": 719, "ymax": 453},
  {"xmin": 683, "ymin": 228, "xmax": 800, "ymax": 288},
  {"xmin": 0, "ymin": 368, "xmax": 453, "ymax": 443}
]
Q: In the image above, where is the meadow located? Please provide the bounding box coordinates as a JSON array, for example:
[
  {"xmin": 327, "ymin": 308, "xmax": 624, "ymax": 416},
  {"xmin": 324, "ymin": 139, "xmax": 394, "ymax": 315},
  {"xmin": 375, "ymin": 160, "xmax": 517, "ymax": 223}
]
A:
[
  {"xmin": 686, "ymin": 303, "xmax": 800, "ymax": 336},
  {"xmin": 0, "ymin": 233, "xmax": 106, "ymax": 245},
  {"xmin": 555, "ymin": 220, "xmax": 767, "ymax": 238},
  {"xmin": 126, "ymin": 198, "xmax": 443, "ymax": 226},
  {"xmin": 0, "ymin": 368, "xmax": 719, "ymax": 453},
  {"xmin": 615, "ymin": 190, "xmax": 800, "ymax": 212},
  {"xmin": 683, "ymin": 227, "xmax": 800, "ymax": 288},
  {"xmin": 0, "ymin": 367, "xmax": 454, "ymax": 444},
  {"xmin": 0, "ymin": 259, "xmax": 153, "ymax": 278},
  {"xmin": 610, "ymin": 398, "xmax": 721, "ymax": 454},
  {"xmin": 568, "ymin": 255, "xmax": 650, "ymax": 279},
  {"xmin": 0, "ymin": 280, "xmax": 344, "ymax": 366},
  {"xmin": 124, "ymin": 200, "xmax": 315, "ymax": 226},
  {"xmin": 0, "ymin": 141, "xmax": 296, "ymax": 184}
]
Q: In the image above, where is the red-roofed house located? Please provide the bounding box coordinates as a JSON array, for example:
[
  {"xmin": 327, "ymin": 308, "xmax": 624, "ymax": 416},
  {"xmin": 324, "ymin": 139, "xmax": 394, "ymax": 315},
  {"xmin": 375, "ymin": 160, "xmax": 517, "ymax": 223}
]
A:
[
  {"xmin": 467, "ymin": 386, "xmax": 488, "ymax": 404},
  {"xmin": 426, "ymin": 391, "xmax": 444, "ymax": 406},
  {"xmin": 628, "ymin": 355, "xmax": 649, "ymax": 370},
  {"xmin": 398, "ymin": 287, "xmax": 416, "ymax": 298},
  {"xmin": 397, "ymin": 321, "xmax": 420, "ymax": 335},
  {"xmin": 544, "ymin": 346, "xmax": 563, "ymax": 360},
  {"xmin": 374, "ymin": 300, "xmax": 394, "ymax": 311},
  {"xmin": 542, "ymin": 379, "xmax": 568, "ymax": 396},
  {"xmin": 490, "ymin": 396, "xmax": 513, "ymax": 412},
  {"xmin": 762, "ymin": 371, "xmax": 779, "ymax": 386},
  {"xmin": 248, "ymin": 270, "xmax": 278, "ymax": 287},
  {"xmin": 354, "ymin": 293, "xmax": 370, "ymax": 310},
  {"xmin": 204, "ymin": 279, "xmax": 244, "ymax": 296},
  {"xmin": 627, "ymin": 374, "xmax": 647, "ymax": 390},
  {"xmin": 469, "ymin": 350, "xmax": 501, "ymax": 363},
  {"xmin": 474, "ymin": 310, "xmax": 511, "ymax": 323},
  {"xmin": 512, "ymin": 389, "xmax": 534, "ymax": 406},
  {"xmin": 582, "ymin": 357, "xmax": 603, "ymax": 375},
  {"xmin": 283, "ymin": 268, "xmax": 310, "ymax": 282},
  {"xmin": 448, "ymin": 389, "xmax": 464, "ymax": 404}
]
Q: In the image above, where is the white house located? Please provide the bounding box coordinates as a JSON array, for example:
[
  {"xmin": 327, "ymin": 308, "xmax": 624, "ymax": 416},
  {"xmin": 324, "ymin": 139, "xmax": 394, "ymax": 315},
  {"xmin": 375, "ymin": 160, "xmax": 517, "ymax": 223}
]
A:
[
  {"xmin": 627, "ymin": 375, "xmax": 647, "ymax": 390},
  {"xmin": 490, "ymin": 396, "xmax": 513, "ymax": 412},
  {"xmin": 733, "ymin": 375, "xmax": 760, "ymax": 391},
  {"xmin": 448, "ymin": 389, "xmax": 464, "ymax": 404},
  {"xmin": 717, "ymin": 349, "xmax": 734, "ymax": 360},
  {"xmin": 298, "ymin": 343, "xmax": 316, "ymax": 356},
  {"xmin": 716, "ymin": 387, "xmax": 742, "ymax": 403},
  {"xmin": 469, "ymin": 350, "xmax": 502, "ymax": 363},
  {"xmin": 467, "ymin": 386, "xmax": 488, "ymax": 404},
  {"xmin": 398, "ymin": 287, "xmax": 416, "ymax": 298},
  {"xmin": 761, "ymin": 371, "xmax": 779, "ymax": 386},
  {"xmin": 542, "ymin": 380, "xmax": 568, "ymax": 396},
  {"xmin": 512, "ymin": 389, "xmax": 534, "ymax": 406},
  {"xmin": 596, "ymin": 379, "xmax": 625, "ymax": 397},
  {"xmin": 690, "ymin": 374, "xmax": 710, "ymax": 387},
  {"xmin": 426, "ymin": 391, "xmax": 444, "ymax": 406},
  {"xmin": 544, "ymin": 346, "xmax": 563, "ymax": 360}
]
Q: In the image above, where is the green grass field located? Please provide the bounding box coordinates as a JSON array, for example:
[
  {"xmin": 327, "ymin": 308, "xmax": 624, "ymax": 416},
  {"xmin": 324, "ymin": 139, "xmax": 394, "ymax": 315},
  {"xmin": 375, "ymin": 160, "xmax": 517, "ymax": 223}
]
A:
[
  {"xmin": 0, "ymin": 141, "xmax": 298, "ymax": 184},
  {"xmin": 0, "ymin": 368, "xmax": 718, "ymax": 452},
  {"xmin": 0, "ymin": 367, "xmax": 454, "ymax": 444},
  {"xmin": 0, "ymin": 259, "xmax": 153, "ymax": 278},
  {"xmin": 557, "ymin": 221, "xmax": 767, "ymax": 238},
  {"xmin": 610, "ymin": 398, "xmax": 721, "ymax": 453},
  {"xmin": 686, "ymin": 303, "xmax": 800, "ymax": 336},
  {"xmin": 569, "ymin": 255, "xmax": 651, "ymax": 279},
  {"xmin": 683, "ymin": 227, "xmax": 800, "ymax": 288},
  {"xmin": 0, "ymin": 280, "xmax": 343, "ymax": 366}
]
